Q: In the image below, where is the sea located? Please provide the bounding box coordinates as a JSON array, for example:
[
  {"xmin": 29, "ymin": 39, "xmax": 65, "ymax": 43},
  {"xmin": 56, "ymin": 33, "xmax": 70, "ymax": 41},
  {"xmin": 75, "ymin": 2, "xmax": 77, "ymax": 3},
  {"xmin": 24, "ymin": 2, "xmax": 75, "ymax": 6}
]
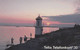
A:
[{"xmin": 0, "ymin": 26, "xmax": 59, "ymax": 50}]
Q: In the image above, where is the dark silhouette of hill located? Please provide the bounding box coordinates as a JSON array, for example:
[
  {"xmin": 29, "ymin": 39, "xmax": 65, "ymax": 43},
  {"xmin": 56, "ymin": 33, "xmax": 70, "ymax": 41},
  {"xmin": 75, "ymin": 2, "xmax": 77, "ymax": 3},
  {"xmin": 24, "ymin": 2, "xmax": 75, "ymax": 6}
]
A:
[{"xmin": 6, "ymin": 24, "xmax": 80, "ymax": 50}]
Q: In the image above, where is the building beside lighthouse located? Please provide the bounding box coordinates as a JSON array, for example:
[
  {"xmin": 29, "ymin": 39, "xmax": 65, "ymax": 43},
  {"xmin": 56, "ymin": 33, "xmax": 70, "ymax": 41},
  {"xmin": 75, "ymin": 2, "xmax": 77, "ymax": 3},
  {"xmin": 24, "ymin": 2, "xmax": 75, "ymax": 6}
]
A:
[{"xmin": 35, "ymin": 15, "xmax": 43, "ymax": 38}]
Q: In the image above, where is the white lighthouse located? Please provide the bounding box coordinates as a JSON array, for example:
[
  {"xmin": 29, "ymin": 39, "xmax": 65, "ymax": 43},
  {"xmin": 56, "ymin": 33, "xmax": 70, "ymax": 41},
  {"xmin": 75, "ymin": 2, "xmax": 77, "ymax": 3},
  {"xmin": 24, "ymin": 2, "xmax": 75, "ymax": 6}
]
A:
[{"xmin": 35, "ymin": 15, "xmax": 43, "ymax": 38}]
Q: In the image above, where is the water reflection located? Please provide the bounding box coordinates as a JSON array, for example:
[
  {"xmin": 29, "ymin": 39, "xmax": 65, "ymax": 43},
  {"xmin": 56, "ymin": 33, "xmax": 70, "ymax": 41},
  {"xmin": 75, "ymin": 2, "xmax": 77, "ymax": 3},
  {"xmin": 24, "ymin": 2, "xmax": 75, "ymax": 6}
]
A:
[{"xmin": 0, "ymin": 26, "xmax": 59, "ymax": 49}]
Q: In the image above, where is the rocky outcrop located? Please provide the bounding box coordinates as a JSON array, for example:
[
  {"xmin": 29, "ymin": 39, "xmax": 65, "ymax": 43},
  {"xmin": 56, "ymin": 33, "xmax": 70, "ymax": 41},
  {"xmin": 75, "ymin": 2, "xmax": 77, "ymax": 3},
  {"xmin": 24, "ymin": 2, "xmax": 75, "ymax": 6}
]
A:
[{"xmin": 6, "ymin": 25, "xmax": 80, "ymax": 50}]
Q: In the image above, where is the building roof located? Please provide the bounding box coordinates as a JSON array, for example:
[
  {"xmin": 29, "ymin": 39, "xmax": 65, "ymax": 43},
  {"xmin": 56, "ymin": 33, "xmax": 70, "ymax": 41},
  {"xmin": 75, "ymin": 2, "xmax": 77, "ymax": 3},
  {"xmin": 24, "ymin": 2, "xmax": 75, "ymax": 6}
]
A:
[{"xmin": 36, "ymin": 15, "xmax": 42, "ymax": 20}]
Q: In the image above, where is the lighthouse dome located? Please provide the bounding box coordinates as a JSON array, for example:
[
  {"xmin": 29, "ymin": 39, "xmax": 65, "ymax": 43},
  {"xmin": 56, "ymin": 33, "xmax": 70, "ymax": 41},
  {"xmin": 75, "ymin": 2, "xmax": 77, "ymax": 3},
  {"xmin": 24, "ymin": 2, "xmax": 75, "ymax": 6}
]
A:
[{"xmin": 36, "ymin": 15, "xmax": 42, "ymax": 20}]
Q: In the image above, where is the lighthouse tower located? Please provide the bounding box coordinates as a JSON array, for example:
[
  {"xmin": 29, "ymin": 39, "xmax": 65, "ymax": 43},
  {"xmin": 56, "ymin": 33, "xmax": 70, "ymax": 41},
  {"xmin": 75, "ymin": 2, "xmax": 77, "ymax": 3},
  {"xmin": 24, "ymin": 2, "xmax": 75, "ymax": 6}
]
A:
[{"xmin": 35, "ymin": 15, "xmax": 43, "ymax": 38}]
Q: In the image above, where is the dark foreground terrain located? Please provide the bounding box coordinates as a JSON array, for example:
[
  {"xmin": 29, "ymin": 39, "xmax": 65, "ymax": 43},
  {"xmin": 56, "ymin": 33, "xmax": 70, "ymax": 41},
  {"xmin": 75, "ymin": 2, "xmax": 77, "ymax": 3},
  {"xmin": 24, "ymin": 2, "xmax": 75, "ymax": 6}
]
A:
[{"xmin": 6, "ymin": 25, "xmax": 80, "ymax": 50}]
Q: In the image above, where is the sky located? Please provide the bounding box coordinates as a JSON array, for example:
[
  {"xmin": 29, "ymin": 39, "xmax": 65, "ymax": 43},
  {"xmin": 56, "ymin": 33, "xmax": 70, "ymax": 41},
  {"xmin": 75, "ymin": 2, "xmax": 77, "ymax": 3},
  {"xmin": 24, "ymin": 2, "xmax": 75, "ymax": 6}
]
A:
[{"xmin": 0, "ymin": 0, "xmax": 80, "ymax": 27}]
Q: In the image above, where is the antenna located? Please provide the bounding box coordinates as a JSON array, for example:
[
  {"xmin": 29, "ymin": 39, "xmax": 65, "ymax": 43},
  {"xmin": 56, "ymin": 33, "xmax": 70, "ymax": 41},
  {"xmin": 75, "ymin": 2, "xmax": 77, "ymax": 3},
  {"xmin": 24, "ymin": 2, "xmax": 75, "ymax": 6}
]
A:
[{"xmin": 38, "ymin": 14, "xmax": 40, "ymax": 17}]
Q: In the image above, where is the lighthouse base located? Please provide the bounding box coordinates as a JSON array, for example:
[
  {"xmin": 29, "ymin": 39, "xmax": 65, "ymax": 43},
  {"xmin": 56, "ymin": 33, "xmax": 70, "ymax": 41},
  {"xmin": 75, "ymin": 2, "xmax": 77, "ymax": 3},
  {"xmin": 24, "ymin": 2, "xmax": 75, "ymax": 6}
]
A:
[{"xmin": 35, "ymin": 34, "xmax": 42, "ymax": 38}]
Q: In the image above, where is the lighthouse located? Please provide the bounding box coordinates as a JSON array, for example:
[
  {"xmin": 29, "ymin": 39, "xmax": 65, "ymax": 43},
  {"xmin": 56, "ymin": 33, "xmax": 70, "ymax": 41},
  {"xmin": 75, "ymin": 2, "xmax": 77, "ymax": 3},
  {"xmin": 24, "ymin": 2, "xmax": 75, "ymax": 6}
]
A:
[{"xmin": 35, "ymin": 15, "xmax": 43, "ymax": 38}]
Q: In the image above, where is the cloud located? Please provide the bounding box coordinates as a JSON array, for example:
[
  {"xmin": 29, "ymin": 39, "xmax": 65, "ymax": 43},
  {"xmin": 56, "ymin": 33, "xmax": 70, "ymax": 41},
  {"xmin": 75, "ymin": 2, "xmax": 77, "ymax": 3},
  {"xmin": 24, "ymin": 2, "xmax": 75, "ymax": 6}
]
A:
[
  {"xmin": 75, "ymin": 0, "xmax": 80, "ymax": 14},
  {"xmin": 42, "ymin": 14, "xmax": 80, "ymax": 27},
  {"xmin": 0, "ymin": 16, "xmax": 35, "ymax": 26},
  {"xmin": 42, "ymin": 14, "xmax": 80, "ymax": 24},
  {"xmin": 42, "ymin": 0, "xmax": 80, "ymax": 27}
]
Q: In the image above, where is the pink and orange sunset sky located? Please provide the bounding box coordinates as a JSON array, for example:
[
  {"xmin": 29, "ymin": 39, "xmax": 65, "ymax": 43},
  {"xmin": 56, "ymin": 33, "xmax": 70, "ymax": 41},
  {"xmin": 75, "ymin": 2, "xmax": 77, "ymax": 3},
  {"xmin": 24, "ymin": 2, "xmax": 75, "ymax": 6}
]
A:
[{"xmin": 0, "ymin": 0, "xmax": 80, "ymax": 27}]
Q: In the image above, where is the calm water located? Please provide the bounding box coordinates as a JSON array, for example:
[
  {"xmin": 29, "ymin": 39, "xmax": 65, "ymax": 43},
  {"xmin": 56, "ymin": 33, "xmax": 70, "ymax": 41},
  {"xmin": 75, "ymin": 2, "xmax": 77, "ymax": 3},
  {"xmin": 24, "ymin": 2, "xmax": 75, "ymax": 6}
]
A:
[{"xmin": 0, "ymin": 26, "xmax": 59, "ymax": 50}]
